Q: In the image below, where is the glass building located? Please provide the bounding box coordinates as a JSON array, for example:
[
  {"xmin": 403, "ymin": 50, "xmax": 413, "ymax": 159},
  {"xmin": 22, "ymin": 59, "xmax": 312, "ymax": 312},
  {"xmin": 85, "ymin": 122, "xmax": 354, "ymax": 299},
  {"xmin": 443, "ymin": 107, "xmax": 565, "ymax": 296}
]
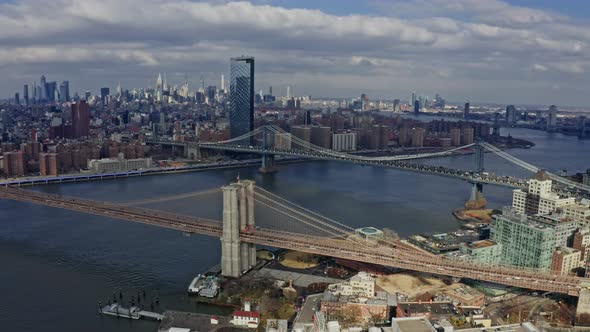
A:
[{"xmin": 230, "ymin": 56, "xmax": 255, "ymax": 139}]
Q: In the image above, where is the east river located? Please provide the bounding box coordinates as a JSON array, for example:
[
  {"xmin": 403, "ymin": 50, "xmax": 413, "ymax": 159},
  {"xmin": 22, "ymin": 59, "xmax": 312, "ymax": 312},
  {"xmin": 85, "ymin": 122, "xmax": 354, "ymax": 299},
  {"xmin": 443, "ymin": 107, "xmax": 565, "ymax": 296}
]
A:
[{"xmin": 1, "ymin": 127, "xmax": 588, "ymax": 331}]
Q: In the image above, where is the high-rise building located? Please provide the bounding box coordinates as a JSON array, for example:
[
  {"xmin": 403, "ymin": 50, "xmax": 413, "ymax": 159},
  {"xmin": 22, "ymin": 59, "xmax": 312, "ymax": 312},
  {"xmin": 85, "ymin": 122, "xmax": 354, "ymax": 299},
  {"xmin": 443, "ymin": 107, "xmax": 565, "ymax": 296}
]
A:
[
  {"xmin": 450, "ymin": 127, "xmax": 461, "ymax": 146},
  {"xmin": 332, "ymin": 132, "xmax": 357, "ymax": 151},
  {"xmin": 59, "ymin": 81, "xmax": 70, "ymax": 102},
  {"xmin": 414, "ymin": 100, "xmax": 420, "ymax": 115},
  {"xmin": 45, "ymin": 81, "xmax": 57, "ymax": 102},
  {"xmin": 551, "ymin": 247, "xmax": 581, "ymax": 275},
  {"xmin": 71, "ymin": 101, "xmax": 90, "ymax": 138},
  {"xmin": 411, "ymin": 91, "xmax": 416, "ymax": 107},
  {"xmin": 23, "ymin": 84, "xmax": 29, "ymax": 105},
  {"xmin": 461, "ymin": 127, "xmax": 474, "ymax": 145},
  {"xmin": 3, "ymin": 151, "xmax": 25, "ymax": 177},
  {"xmin": 491, "ymin": 209, "xmax": 578, "ymax": 270},
  {"xmin": 40, "ymin": 75, "xmax": 47, "ymax": 101},
  {"xmin": 393, "ymin": 99, "xmax": 400, "ymax": 112},
  {"xmin": 100, "ymin": 87, "xmax": 110, "ymax": 106},
  {"xmin": 206, "ymin": 86, "xmax": 217, "ymax": 104},
  {"xmin": 505, "ymin": 105, "xmax": 517, "ymax": 123},
  {"xmin": 291, "ymin": 125, "xmax": 311, "ymax": 148},
  {"xmin": 310, "ymin": 126, "xmax": 331, "ymax": 148},
  {"xmin": 464, "ymin": 102, "xmax": 470, "ymax": 119},
  {"xmin": 547, "ymin": 105, "xmax": 558, "ymax": 129},
  {"xmin": 411, "ymin": 127, "xmax": 425, "ymax": 147},
  {"xmin": 304, "ymin": 110, "xmax": 312, "ymax": 126},
  {"xmin": 229, "ymin": 56, "xmax": 254, "ymax": 139},
  {"xmin": 14, "ymin": 93, "xmax": 20, "ymax": 105},
  {"xmin": 84, "ymin": 91, "xmax": 91, "ymax": 101}
]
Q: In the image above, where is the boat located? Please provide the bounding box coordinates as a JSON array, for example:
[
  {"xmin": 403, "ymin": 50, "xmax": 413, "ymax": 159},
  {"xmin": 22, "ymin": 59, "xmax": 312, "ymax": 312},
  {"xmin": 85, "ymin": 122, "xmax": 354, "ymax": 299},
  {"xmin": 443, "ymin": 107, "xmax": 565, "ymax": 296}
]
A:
[{"xmin": 188, "ymin": 274, "xmax": 204, "ymax": 294}]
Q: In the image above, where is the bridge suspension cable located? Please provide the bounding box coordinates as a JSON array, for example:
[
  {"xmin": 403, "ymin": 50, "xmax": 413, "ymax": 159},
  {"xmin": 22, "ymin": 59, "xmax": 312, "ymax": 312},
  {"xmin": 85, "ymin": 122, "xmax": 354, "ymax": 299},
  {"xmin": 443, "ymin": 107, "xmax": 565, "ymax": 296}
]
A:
[
  {"xmin": 481, "ymin": 142, "xmax": 590, "ymax": 192},
  {"xmin": 119, "ymin": 188, "xmax": 221, "ymax": 206}
]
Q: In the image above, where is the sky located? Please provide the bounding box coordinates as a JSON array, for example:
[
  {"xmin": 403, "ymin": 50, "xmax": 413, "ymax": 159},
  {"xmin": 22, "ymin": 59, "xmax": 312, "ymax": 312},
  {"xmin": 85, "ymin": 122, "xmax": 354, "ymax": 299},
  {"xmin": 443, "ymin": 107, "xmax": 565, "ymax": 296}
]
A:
[{"xmin": 1, "ymin": 0, "xmax": 590, "ymax": 106}]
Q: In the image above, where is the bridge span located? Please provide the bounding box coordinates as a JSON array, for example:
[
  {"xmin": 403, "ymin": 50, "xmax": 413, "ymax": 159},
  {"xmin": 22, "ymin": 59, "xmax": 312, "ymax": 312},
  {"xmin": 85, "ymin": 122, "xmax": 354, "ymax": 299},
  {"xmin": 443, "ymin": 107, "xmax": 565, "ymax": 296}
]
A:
[{"xmin": 0, "ymin": 184, "xmax": 585, "ymax": 297}]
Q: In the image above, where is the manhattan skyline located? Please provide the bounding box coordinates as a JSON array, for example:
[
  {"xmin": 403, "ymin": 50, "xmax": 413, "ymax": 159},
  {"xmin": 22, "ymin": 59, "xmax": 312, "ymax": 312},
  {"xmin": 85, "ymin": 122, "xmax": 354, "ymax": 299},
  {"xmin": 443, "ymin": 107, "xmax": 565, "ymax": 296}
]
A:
[{"xmin": 1, "ymin": 0, "xmax": 590, "ymax": 106}]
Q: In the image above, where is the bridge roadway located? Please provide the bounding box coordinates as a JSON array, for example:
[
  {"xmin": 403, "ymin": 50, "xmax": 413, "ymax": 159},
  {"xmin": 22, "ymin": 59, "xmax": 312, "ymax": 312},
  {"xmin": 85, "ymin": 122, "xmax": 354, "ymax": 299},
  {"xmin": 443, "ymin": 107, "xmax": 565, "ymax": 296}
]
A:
[{"xmin": 0, "ymin": 186, "xmax": 583, "ymax": 296}]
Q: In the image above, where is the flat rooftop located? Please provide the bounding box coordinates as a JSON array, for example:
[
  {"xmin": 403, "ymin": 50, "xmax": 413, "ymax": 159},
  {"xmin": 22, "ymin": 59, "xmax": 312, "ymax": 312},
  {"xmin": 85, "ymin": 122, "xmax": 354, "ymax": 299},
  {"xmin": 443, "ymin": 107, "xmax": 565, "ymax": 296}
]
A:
[
  {"xmin": 467, "ymin": 239, "xmax": 497, "ymax": 249},
  {"xmin": 393, "ymin": 318, "xmax": 436, "ymax": 332}
]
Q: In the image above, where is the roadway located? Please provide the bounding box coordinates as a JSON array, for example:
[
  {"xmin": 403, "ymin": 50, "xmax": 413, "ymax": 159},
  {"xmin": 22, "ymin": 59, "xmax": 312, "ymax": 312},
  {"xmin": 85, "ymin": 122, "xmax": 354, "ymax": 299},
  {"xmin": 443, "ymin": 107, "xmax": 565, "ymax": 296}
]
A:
[{"xmin": 0, "ymin": 186, "xmax": 584, "ymax": 296}]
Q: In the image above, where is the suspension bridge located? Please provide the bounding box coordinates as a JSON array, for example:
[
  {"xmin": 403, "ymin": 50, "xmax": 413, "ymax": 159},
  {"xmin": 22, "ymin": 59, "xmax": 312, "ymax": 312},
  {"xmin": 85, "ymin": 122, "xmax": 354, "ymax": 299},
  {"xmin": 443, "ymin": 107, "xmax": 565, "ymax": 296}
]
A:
[
  {"xmin": 147, "ymin": 125, "xmax": 590, "ymax": 198},
  {"xmin": 0, "ymin": 180, "xmax": 587, "ymax": 297}
]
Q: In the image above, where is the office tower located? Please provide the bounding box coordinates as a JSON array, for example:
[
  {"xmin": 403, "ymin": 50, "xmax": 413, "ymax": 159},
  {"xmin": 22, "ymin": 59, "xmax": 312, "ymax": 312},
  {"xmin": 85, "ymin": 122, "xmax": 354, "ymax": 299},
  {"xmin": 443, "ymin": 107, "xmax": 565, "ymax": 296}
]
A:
[
  {"xmin": 411, "ymin": 91, "xmax": 416, "ymax": 107},
  {"xmin": 229, "ymin": 56, "xmax": 255, "ymax": 139},
  {"xmin": 505, "ymin": 105, "xmax": 517, "ymax": 123},
  {"xmin": 464, "ymin": 102, "xmax": 470, "ymax": 119},
  {"xmin": 220, "ymin": 74, "xmax": 225, "ymax": 91},
  {"xmin": 100, "ymin": 87, "xmax": 110, "ymax": 106},
  {"xmin": 23, "ymin": 84, "xmax": 29, "ymax": 105},
  {"xmin": 286, "ymin": 86, "xmax": 291, "ymax": 99},
  {"xmin": 156, "ymin": 73, "xmax": 163, "ymax": 101},
  {"xmin": 414, "ymin": 100, "xmax": 420, "ymax": 114},
  {"xmin": 59, "ymin": 81, "xmax": 70, "ymax": 102},
  {"xmin": 304, "ymin": 110, "xmax": 312, "ymax": 126},
  {"xmin": 71, "ymin": 100, "xmax": 90, "ymax": 138},
  {"xmin": 14, "ymin": 93, "xmax": 20, "ymax": 105},
  {"xmin": 40, "ymin": 75, "xmax": 47, "ymax": 100},
  {"xmin": 84, "ymin": 91, "xmax": 91, "ymax": 101},
  {"xmin": 372, "ymin": 125, "xmax": 388, "ymax": 150},
  {"xmin": 393, "ymin": 99, "xmax": 400, "ymax": 112},
  {"xmin": 45, "ymin": 81, "xmax": 57, "ymax": 102},
  {"xmin": 361, "ymin": 93, "xmax": 368, "ymax": 112},
  {"xmin": 269, "ymin": 86, "xmax": 273, "ymax": 96},
  {"xmin": 206, "ymin": 86, "xmax": 217, "ymax": 103},
  {"xmin": 548, "ymin": 105, "xmax": 558, "ymax": 129}
]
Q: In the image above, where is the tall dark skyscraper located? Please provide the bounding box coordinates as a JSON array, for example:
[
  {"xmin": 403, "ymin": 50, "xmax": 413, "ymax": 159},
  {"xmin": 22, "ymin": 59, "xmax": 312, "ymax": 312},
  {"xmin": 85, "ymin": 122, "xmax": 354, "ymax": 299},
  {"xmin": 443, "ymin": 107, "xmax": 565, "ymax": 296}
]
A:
[
  {"xmin": 14, "ymin": 92, "xmax": 20, "ymax": 105},
  {"xmin": 100, "ymin": 87, "xmax": 110, "ymax": 106},
  {"xmin": 229, "ymin": 56, "xmax": 254, "ymax": 139},
  {"xmin": 59, "ymin": 81, "xmax": 70, "ymax": 102},
  {"xmin": 464, "ymin": 102, "xmax": 470, "ymax": 119},
  {"xmin": 414, "ymin": 100, "xmax": 420, "ymax": 114},
  {"xmin": 71, "ymin": 101, "xmax": 90, "ymax": 138},
  {"xmin": 23, "ymin": 84, "xmax": 29, "ymax": 105}
]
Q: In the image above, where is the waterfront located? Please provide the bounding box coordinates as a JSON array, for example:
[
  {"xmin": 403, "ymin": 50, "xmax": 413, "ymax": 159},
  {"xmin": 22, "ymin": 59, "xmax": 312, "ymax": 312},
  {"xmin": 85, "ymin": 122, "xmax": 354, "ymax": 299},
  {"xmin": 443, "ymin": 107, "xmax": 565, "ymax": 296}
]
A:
[{"xmin": 0, "ymin": 128, "xmax": 588, "ymax": 331}]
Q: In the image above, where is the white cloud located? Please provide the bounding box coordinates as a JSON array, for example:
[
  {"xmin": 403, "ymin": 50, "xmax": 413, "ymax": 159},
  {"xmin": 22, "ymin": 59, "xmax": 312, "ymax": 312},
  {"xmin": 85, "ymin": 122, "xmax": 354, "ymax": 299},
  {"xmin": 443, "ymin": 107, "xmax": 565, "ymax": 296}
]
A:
[{"xmin": 0, "ymin": 0, "xmax": 589, "ymax": 105}]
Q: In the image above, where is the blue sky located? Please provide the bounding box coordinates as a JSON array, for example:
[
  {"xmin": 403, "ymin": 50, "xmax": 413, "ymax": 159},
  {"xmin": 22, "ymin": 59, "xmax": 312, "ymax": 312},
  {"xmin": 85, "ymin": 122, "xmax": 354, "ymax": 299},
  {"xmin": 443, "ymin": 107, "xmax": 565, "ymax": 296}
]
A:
[{"xmin": 1, "ymin": 0, "xmax": 589, "ymax": 106}]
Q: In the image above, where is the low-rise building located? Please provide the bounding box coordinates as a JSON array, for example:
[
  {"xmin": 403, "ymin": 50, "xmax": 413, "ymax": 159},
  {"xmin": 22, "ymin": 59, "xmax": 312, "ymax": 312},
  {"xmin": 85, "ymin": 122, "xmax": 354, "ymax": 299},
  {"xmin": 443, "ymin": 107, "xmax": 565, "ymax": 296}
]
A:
[
  {"xmin": 551, "ymin": 247, "xmax": 581, "ymax": 275},
  {"xmin": 458, "ymin": 240, "xmax": 502, "ymax": 265},
  {"xmin": 396, "ymin": 302, "xmax": 459, "ymax": 321},
  {"xmin": 88, "ymin": 153, "xmax": 152, "ymax": 173},
  {"xmin": 231, "ymin": 311, "xmax": 260, "ymax": 328}
]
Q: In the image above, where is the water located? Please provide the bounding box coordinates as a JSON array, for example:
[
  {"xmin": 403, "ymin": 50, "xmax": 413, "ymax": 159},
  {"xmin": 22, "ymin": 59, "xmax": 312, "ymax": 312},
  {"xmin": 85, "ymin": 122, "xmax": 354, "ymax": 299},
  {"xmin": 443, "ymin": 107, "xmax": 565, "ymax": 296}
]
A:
[{"xmin": 0, "ymin": 127, "xmax": 588, "ymax": 331}]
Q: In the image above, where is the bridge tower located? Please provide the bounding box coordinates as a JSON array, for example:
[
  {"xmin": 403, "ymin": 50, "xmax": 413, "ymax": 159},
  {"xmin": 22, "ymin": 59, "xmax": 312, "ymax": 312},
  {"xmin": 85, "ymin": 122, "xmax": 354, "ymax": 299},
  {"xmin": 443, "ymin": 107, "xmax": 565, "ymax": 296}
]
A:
[
  {"xmin": 471, "ymin": 141, "xmax": 485, "ymax": 194},
  {"xmin": 185, "ymin": 142, "xmax": 201, "ymax": 161},
  {"xmin": 220, "ymin": 180, "xmax": 257, "ymax": 278},
  {"xmin": 259, "ymin": 126, "xmax": 277, "ymax": 173}
]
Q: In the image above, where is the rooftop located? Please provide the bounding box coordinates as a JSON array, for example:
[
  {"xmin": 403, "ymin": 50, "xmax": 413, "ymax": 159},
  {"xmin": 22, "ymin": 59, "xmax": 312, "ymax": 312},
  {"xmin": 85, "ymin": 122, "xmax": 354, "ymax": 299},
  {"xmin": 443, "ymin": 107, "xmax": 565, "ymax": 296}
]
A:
[
  {"xmin": 391, "ymin": 317, "xmax": 436, "ymax": 332},
  {"xmin": 467, "ymin": 239, "xmax": 497, "ymax": 249}
]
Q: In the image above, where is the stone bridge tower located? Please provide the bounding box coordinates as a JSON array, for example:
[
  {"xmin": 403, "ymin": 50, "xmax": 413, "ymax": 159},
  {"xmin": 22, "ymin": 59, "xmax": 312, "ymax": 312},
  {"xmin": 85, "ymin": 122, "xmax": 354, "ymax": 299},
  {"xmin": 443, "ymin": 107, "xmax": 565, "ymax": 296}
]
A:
[{"xmin": 220, "ymin": 180, "xmax": 257, "ymax": 277}]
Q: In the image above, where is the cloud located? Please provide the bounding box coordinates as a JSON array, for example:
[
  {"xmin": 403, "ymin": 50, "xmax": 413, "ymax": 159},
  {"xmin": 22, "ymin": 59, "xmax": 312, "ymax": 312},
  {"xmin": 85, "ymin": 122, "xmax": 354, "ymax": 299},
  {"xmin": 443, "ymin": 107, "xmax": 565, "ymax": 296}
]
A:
[{"xmin": 0, "ymin": 0, "xmax": 589, "ymax": 105}]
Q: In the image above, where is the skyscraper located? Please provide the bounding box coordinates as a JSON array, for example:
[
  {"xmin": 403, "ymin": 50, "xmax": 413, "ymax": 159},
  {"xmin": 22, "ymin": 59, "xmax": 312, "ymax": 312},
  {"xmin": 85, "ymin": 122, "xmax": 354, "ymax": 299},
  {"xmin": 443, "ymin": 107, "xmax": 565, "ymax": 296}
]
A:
[
  {"xmin": 411, "ymin": 91, "xmax": 416, "ymax": 108},
  {"xmin": 414, "ymin": 100, "xmax": 420, "ymax": 115},
  {"xmin": 464, "ymin": 102, "xmax": 470, "ymax": 119},
  {"xmin": 14, "ymin": 92, "xmax": 20, "ymax": 105},
  {"xmin": 100, "ymin": 87, "xmax": 110, "ymax": 106},
  {"xmin": 23, "ymin": 84, "xmax": 29, "ymax": 105},
  {"xmin": 548, "ymin": 105, "xmax": 558, "ymax": 129},
  {"xmin": 59, "ymin": 81, "xmax": 70, "ymax": 102},
  {"xmin": 229, "ymin": 56, "xmax": 254, "ymax": 139},
  {"xmin": 40, "ymin": 75, "xmax": 47, "ymax": 101},
  {"xmin": 71, "ymin": 101, "xmax": 90, "ymax": 138}
]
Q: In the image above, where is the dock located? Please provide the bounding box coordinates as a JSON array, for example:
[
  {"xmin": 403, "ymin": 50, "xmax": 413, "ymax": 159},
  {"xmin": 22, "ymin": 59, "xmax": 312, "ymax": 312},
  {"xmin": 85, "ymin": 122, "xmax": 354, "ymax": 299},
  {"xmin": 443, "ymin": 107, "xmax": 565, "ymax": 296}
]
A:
[{"xmin": 99, "ymin": 303, "xmax": 163, "ymax": 321}]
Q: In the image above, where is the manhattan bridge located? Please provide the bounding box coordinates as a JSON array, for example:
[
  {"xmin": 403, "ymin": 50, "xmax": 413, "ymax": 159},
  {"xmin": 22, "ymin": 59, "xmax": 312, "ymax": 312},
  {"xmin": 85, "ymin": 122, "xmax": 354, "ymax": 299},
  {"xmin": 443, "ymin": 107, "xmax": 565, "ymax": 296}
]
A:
[{"xmin": 2, "ymin": 124, "xmax": 590, "ymax": 297}]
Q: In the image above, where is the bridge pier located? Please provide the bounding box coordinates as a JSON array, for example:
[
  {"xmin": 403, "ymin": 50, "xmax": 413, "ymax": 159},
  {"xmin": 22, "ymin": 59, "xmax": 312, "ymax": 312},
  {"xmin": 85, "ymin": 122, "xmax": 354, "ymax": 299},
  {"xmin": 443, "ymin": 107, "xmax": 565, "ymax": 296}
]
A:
[
  {"xmin": 220, "ymin": 180, "xmax": 257, "ymax": 278},
  {"xmin": 259, "ymin": 154, "xmax": 277, "ymax": 173}
]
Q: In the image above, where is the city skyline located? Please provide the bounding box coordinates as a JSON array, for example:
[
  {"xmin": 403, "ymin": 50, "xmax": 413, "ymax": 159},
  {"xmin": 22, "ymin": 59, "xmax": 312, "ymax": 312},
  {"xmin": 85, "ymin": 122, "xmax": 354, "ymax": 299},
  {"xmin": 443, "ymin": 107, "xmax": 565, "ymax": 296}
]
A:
[{"xmin": 1, "ymin": 0, "xmax": 590, "ymax": 106}]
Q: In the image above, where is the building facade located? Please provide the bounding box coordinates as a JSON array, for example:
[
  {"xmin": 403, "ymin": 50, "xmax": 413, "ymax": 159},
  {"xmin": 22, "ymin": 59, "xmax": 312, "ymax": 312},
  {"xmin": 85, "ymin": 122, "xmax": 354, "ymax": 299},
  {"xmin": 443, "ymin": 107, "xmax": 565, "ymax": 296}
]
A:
[{"xmin": 229, "ymin": 56, "xmax": 254, "ymax": 139}]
